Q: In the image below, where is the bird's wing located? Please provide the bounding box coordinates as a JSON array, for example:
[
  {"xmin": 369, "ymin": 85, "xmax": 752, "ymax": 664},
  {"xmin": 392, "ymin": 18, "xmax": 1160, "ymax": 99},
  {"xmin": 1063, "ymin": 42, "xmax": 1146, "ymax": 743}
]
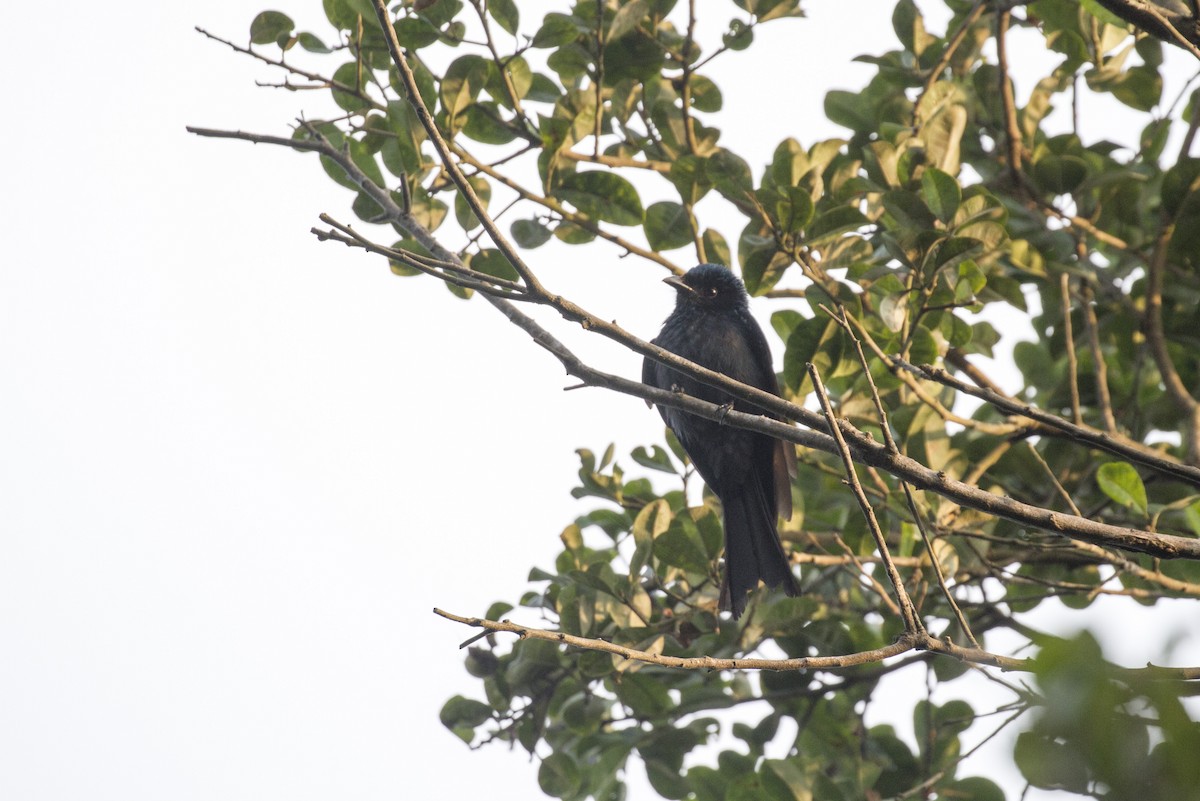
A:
[{"xmin": 735, "ymin": 309, "xmax": 797, "ymax": 521}]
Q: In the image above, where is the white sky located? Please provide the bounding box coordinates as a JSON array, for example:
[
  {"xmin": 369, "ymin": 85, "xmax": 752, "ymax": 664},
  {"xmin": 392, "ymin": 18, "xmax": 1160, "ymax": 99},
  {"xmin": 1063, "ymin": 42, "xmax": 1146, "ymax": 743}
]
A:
[{"xmin": 2, "ymin": 2, "xmax": 1197, "ymax": 800}]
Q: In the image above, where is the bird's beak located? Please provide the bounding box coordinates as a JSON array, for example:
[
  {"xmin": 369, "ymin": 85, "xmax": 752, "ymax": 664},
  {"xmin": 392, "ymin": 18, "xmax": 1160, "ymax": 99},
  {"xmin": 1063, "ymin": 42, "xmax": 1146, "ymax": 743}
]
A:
[{"xmin": 663, "ymin": 275, "xmax": 695, "ymax": 295}]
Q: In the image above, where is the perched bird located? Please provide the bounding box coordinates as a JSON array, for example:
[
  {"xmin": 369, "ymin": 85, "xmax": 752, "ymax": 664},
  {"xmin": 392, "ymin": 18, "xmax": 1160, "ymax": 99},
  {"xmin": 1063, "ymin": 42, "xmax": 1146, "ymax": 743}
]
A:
[{"xmin": 642, "ymin": 264, "xmax": 799, "ymax": 618}]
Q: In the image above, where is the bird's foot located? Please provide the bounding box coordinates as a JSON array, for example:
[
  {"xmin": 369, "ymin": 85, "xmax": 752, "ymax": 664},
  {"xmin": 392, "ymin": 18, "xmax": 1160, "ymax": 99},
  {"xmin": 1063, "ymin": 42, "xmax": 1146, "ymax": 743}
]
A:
[{"xmin": 716, "ymin": 401, "xmax": 734, "ymax": 424}]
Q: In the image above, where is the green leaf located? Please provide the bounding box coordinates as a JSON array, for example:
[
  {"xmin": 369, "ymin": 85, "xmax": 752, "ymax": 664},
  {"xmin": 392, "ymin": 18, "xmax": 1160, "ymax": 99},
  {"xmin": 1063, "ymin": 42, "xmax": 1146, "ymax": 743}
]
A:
[
  {"xmin": 825, "ymin": 89, "xmax": 872, "ymax": 132},
  {"xmin": 331, "ymin": 63, "xmax": 369, "ymax": 113},
  {"xmin": 454, "ymin": 176, "xmax": 491, "ymax": 230},
  {"xmin": 805, "ymin": 205, "xmax": 867, "ymax": 245},
  {"xmin": 296, "ymin": 32, "xmax": 330, "ymax": 53},
  {"xmin": 533, "ymin": 13, "xmax": 584, "ymax": 48},
  {"xmin": 538, "ymin": 753, "xmax": 582, "ymax": 798},
  {"xmin": 1015, "ymin": 731, "xmax": 1090, "ymax": 792},
  {"xmin": 702, "ymin": 228, "xmax": 731, "ymax": 266},
  {"xmin": 689, "ymin": 75, "xmax": 723, "ymax": 112},
  {"xmin": 1096, "ymin": 462, "xmax": 1148, "ymax": 516},
  {"xmin": 395, "ymin": 17, "xmax": 440, "ymax": 49},
  {"xmin": 250, "ymin": 11, "xmax": 294, "ymax": 45},
  {"xmin": 631, "ymin": 446, "xmax": 677, "ymax": 474},
  {"xmin": 783, "ymin": 316, "xmax": 836, "ymax": 391},
  {"xmin": 554, "ymin": 221, "xmax": 596, "ymax": 244},
  {"xmin": 439, "ymin": 695, "xmax": 491, "ymax": 742},
  {"xmin": 487, "ymin": 0, "xmax": 519, "ymax": 35},
  {"xmin": 776, "ymin": 186, "xmax": 814, "ymax": 236},
  {"xmin": 645, "ymin": 201, "xmax": 693, "ymax": 251},
  {"xmin": 921, "ymin": 167, "xmax": 961, "ymax": 224},
  {"xmin": 461, "ymin": 104, "xmax": 518, "ymax": 145},
  {"xmin": 1185, "ymin": 499, "xmax": 1200, "ymax": 536},
  {"xmin": 1033, "ymin": 154, "xmax": 1089, "ymax": 194},
  {"xmin": 879, "ymin": 294, "xmax": 908, "ymax": 332},
  {"xmin": 468, "ymin": 249, "xmax": 519, "ymax": 282},
  {"xmin": 616, "ymin": 672, "xmax": 673, "ymax": 717},
  {"xmin": 608, "ymin": 0, "xmax": 648, "ymax": 41},
  {"xmin": 706, "ymin": 149, "xmax": 753, "ymax": 198},
  {"xmin": 511, "ymin": 218, "xmax": 553, "ymax": 248},
  {"xmin": 322, "ymin": 0, "xmax": 358, "ymax": 29},
  {"xmin": 723, "ymin": 19, "xmax": 753, "ymax": 51},
  {"xmin": 941, "ymin": 776, "xmax": 1006, "ymax": 801},
  {"xmin": 557, "ymin": 171, "xmax": 644, "ymax": 225},
  {"xmin": 440, "ymin": 55, "xmax": 491, "ymax": 124}
]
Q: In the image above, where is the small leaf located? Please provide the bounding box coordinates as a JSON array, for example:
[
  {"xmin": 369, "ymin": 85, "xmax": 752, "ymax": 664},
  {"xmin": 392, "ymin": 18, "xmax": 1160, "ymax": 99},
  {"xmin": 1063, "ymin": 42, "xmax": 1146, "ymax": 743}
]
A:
[
  {"xmin": 557, "ymin": 171, "xmax": 644, "ymax": 225},
  {"xmin": 805, "ymin": 205, "xmax": 867, "ymax": 245},
  {"xmin": 538, "ymin": 753, "xmax": 582, "ymax": 798},
  {"xmin": 511, "ymin": 219, "xmax": 553, "ymax": 248},
  {"xmin": 880, "ymin": 294, "xmax": 908, "ymax": 332},
  {"xmin": 331, "ymin": 62, "xmax": 369, "ymax": 113},
  {"xmin": 1096, "ymin": 462, "xmax": 1148, "ymax": 516},
  {"xmin": 921, "ymin": 167, "xmax": 961, "ymax": 224},
  {"xmin": 487, "ymin": 0, "xmax": 519, "ymax": 35},
  {"xmin": 439, "ymin": 695, "xmax": 491, "ymax": 731},
  {"xmin": 1033, "ymin": 154, "xmax": 1089, "ymax": 195},
  {"xmin": 454, "ymin": 176, "xmax": 491, "ymax": 230},
  {"xmin": 1185, "ymin": 499, "xmax": 1200, "ymax": 536},
  {"xmin": 941, "ymin": 777, "xmax": 1006, "ymax": 801},
  {"xmin": 723, "ymin": 19, "xmax": 753, "ymax": 50},
  {"xmin": 469, "ymin": 249, "xmax": 519, "ymax": 282},
  {"xmin": 250, "ymin": 11, "xmax": 294, "ymax": 45},
  {"xmin": 297, "ymin": 32, "xmax": 331, "ymax": 53},
  {"xmin": 644, "ymin": 201, "xmax": 693, "ymax": 251},
  {"xmin": 702, "ymin": 228, "xmax": 731, "ymax": 266},
  {"xmin": 608, "ymin": 0, "xmax": 648, "ymax": 40},
  {"xmin": 631, "ymin": 446, "xmax": 676, "ymax": 474}
]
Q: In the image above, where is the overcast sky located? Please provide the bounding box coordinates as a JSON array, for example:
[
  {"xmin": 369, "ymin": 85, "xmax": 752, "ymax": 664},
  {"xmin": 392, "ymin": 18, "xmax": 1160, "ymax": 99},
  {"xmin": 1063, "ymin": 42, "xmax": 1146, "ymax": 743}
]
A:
[{"xmin": 2, "ymin": 2, "xmax": 1197, "ymax": 800}]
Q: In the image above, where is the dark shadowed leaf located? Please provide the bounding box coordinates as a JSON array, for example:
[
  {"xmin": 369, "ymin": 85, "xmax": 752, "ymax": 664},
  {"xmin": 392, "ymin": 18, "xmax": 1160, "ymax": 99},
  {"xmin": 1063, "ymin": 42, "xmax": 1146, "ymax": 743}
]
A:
[{"xmin": 538, "ymin": 753, "xmax": 582, "ymax": 798}]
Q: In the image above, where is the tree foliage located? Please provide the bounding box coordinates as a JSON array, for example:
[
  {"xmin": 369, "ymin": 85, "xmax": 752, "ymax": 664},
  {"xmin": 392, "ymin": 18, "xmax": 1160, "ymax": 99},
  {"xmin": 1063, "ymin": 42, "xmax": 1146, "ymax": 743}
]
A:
[{"xmin": 198, "ymin": 1, "xmax": 1200, "ymax": 798}]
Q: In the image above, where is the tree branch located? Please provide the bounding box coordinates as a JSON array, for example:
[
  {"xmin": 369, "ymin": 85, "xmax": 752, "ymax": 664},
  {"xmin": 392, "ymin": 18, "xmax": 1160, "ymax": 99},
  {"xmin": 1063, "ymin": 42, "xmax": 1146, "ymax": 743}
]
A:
[
  {"xmin": 895, "ymin": 359, "xmax": 1200, "ymax": 487},
  {"xmin": 433, "ymin": 608, "xmax": 1200, "ymax": 679},
  {"xmin": 1092, "ymin": 0, "xmax": 1200, "ymax": 58}
]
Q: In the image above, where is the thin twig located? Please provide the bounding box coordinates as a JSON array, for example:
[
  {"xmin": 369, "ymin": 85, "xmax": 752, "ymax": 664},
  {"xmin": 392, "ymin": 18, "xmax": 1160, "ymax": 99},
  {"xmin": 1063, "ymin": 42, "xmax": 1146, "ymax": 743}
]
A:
[
  {"xmin": 823, "ymin": 305, "xmax": 982, "ymax": 648},
  {"xmin": 1060, "ymin": 273, "xmax": 1083, "ymax": 425},
  {"xmin": 1078, "ymin": 283, "xmax": 1119, "ymax": 435},
  {"xmin": 895, "ymin": 359, "xmax": 1200, "ymax": 487},
  {"xmin": 808, "ymin": 362, "xmax": 924, "ymax": 634},
  {"xmin": 912, "ymin": 0, "xmax": 988, "ymax": 126},
  {"xmin": 996, "ymin": 9, "xmax": 1025, "ymax": 180}
]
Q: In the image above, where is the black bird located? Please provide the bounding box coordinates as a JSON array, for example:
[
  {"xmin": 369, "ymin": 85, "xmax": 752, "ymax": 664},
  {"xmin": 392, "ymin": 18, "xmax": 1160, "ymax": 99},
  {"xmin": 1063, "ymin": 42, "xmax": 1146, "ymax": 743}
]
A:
[{"xmin": 642, "ymin": 264, "xmax": 799, "ymax": 618}]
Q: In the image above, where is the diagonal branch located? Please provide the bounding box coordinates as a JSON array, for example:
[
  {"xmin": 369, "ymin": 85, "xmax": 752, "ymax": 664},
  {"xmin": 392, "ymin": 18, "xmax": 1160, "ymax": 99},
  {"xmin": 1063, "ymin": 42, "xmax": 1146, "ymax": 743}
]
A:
[
  {"xmin": 1092, "ymin": 0, "xmax": 1200, "ymax": 58},
  {"xmin": 187, "ymin": 118, "xmax": 1200, "ymax": 561},
  {"xmin": 809, "ymin": 363, "xmax": 924, "ymax": 634},
  {"xmin": 894, "ymin": 358, "xmax": 1200, "ymax": 487}
]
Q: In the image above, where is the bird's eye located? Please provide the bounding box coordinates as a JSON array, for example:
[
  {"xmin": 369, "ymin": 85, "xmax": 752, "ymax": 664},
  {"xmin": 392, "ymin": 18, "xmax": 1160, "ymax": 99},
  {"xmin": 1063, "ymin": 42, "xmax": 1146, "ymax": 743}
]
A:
[{"xmin": 706, "ymin": 286, "xmax": 718, "ymax": 296}]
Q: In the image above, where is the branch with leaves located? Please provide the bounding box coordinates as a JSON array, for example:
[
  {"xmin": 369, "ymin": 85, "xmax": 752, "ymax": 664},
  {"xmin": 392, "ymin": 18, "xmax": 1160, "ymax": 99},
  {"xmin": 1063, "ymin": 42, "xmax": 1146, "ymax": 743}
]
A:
[{"xmin": 195, "ymin": 2, "xmax": 1200, "ymax": 798}]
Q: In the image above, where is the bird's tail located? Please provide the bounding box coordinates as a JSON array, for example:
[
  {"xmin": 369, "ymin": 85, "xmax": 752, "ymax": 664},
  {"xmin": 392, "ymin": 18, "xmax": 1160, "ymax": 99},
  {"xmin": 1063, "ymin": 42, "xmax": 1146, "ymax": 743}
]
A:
[{"xmin": 718, "ymin": 478, "xmax": 799, "ymax": 619}]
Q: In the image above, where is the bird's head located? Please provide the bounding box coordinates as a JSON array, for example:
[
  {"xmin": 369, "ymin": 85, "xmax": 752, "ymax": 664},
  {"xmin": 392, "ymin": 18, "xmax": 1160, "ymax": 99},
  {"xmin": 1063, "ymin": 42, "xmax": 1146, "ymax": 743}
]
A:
[{"xmin": 663, "ymin": 264, "xmax": 749, "ymax": 312}]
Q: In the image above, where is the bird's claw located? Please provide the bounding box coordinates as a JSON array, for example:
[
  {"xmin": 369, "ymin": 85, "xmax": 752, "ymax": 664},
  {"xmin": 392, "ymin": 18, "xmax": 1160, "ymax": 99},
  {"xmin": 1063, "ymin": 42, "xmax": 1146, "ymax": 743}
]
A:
[{"xmin": 716, "ymin": 401, "xmax": 734, "ymax": 424}]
